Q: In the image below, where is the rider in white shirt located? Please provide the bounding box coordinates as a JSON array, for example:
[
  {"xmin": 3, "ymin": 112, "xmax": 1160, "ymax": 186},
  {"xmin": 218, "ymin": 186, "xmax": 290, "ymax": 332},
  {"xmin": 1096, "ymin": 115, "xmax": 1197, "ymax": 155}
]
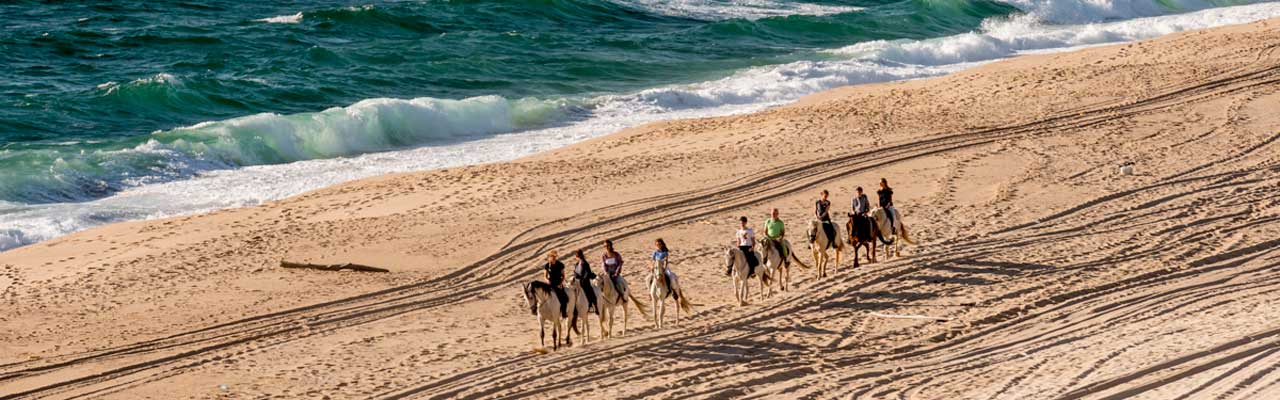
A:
[{"xmin": 730, "ymin": 216, "xmax": 759, "ymax": 276}]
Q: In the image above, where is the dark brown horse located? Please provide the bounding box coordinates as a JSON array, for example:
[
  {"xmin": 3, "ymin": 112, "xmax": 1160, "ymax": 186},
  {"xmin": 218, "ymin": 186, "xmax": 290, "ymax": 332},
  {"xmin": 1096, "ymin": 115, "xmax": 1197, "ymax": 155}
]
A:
[{"xmin": 845, "ymin": 212, "xmax": 880, "ymax": 268}]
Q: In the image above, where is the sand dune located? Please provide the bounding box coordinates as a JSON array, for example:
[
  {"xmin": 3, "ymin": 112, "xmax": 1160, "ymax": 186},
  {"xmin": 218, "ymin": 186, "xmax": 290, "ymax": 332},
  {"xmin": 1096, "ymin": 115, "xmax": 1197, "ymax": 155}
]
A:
[{"xmin": 3, "ymin": 18, "xmax": 1280, "ymax": 399}]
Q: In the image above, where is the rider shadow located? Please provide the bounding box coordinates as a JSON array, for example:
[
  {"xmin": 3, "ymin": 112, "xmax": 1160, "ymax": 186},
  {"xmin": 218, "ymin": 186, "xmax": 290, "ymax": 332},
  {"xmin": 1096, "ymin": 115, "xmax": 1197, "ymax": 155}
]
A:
[
  {"xmin": 649, "ymin": 338, "xmax": 803, "ymax": 363},
  {"xmin": 900, "ymin": 274, "xmax": 994, "ymax": 286},
  {"xmin": 850, "ymin": 290, "xmax": 941, "ymax": 303},
  {"xmin": 929, "ymin": 258, "xmax": 1058, "ymax": 277}
]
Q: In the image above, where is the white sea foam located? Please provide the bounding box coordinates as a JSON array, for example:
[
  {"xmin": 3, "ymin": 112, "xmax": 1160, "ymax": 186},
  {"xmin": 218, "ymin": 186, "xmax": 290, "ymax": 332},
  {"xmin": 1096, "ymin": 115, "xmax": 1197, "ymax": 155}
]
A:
[
  {"xmin": 257, "ymin": 12, "xmax": 303, "ymax": 24},
  {"xmin": 1004, "ymin": 0, "xmax": 1260, "ymax": 23},
  {"xmin": 4, "ymin": 2, "xmax": 1280, "ymax": 251}
]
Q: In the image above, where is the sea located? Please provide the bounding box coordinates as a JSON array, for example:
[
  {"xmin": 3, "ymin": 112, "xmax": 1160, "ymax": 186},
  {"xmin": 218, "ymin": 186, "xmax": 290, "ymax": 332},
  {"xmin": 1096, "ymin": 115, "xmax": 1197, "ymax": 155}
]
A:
[{"xmin": 3, "ymin": 0, "xmax": 1280, "ymax": 250}]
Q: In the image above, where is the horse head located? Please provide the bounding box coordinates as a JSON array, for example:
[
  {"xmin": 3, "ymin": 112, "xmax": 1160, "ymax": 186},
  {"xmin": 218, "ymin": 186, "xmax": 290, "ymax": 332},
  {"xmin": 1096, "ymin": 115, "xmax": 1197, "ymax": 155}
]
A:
[
  {"xmin": 724, "ymin": 247, "xmax": 736, "ymax": 270},
  {"xmin": 522, "ymin": 282, "xmax": 538, "ymax": 315}
]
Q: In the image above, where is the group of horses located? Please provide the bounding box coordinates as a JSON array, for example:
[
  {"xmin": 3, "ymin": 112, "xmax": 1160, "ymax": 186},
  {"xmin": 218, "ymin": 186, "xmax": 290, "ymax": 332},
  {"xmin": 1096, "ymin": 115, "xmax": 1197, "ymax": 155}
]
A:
[
  {"xmin": 522, "ymin": 206, "xmax": 911, "ymax": 351},
  {"xmin": 726, "ymin": 207, "xmax": 912, "ymax": 306},
  {"xmin": 521, "ymin": 257, "xmax": 693, "ymax": 351}
]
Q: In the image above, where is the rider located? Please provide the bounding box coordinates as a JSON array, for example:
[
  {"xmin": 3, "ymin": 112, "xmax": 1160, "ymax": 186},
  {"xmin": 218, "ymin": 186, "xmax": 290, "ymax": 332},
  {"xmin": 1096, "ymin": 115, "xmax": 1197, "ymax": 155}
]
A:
[
  {"xmin": 852, "ymin": 186, "xmax": 870, "ymax": 216},
  {"xmin": 601, "ymin": 239, "xmax": 625, "ymax": 300},
  {"xmin": 653, "ymin": 238, "xmax": 674, "ymax": 291},
  {"xmin": 543, "ymin": 251, "xmax": 568, "ymax": 314},
  {"xmin": 878, "ymin": 178, "xmax": 896, "ymax": 233},
  {"xmin": 572, "ymin": 249, "xmax": 599, "ymax": 314},
  {"xmin": 763, "ymin": 208, "xmax": 787, "ymax": 264},
  {"xmin": 733, "ymin": 216, "xmax": 758, "ymax": 276},
  {"xmin": 815, "ymin": 190, "xmax": 836, "ymax": 248}
]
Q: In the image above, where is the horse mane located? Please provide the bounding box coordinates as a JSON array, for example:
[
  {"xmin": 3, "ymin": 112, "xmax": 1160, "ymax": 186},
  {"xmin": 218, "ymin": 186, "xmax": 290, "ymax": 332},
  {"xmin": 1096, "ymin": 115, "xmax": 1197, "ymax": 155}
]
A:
[{"xmin": 528, "ymin": 280, "xmax": 555, "ymax": 294}]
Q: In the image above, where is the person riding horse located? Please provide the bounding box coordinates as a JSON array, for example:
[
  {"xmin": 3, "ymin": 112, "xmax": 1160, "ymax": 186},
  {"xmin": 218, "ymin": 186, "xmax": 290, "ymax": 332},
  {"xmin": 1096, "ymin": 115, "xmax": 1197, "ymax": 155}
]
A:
[
  {"xmin": 730, "ymin": 216, "xmax": 759, "ymax": 277},
  {"xmin": 762, "ymin": 208, "xmax": 788, "ymax": 264},
  {"xmin": 601, "ymin": 239, "xmax": 625, "ymax": 302},
  {"xmin": 571, "ymin": 249, "xmax": 599, "ymax": 314},
  {"xmin": 852, "ymin": 186, "xmax": 870, "ymax": 216},
  {"xmin": 652, "ymin": 238, "xmax": 676, "ymax": 292},
  {"xmin": 815, "ymin": 190, "xmax": 837, "ymax": 249},
  {"xmin": 542, "ymin": 251, "xmax": 569, "ymax": 315},
  {"xmin": 877, "ymin": 178, "xmax": 896, "ymax": 234}
]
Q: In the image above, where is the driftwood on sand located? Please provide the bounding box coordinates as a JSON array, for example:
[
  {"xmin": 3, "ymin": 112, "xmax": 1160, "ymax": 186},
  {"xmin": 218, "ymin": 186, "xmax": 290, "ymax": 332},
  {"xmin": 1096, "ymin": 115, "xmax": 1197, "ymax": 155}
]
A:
[{"xmin": 280, "ymin": 261, "xmax": 390, "ymax": 273}]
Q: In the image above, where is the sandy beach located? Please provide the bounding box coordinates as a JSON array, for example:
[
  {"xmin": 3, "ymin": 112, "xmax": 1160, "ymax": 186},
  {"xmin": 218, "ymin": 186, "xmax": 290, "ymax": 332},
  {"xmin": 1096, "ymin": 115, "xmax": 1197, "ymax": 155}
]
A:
[{"xmin": 3, "ymin": 17, "xmax": 1280, "ymax": 399}]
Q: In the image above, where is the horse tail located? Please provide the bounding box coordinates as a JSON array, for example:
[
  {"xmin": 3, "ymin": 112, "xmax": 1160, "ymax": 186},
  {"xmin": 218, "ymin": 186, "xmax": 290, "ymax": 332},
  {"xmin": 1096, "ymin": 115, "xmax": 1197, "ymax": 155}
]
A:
[
  {"xmin": 789, "ymin": 251, "xmax": 812, "ymax": 269},
  {"xmin": 875, "ymin": 222, "xmax": 894, "ymax": 245},
  {"xmin": 900, "ymin": 223, "xmax": 914, "ymax": 245},
  {"xmin": 676, "ymin": 288, "xmax": 695, "ymax": 314},
  {"xmin": 629, "ymin": 293, "xmax": 651, "ymax": 318}
]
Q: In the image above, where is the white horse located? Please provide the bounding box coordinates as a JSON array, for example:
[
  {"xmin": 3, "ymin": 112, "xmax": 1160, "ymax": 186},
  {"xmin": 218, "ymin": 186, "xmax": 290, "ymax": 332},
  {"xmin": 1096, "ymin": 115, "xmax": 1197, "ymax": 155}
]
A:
[
  {"xmin": 870, "ymin": 207, "xmax": 914, "ymax": 258},
  {"xmin": 759, "ymin": 238, "xmax": 809, "ymax": 291},
  {"xmin": 522, "ymin": 281, "xmax": 564, "ymax": 351},
  {"xmin": 807, "ymin": 220, "xmax": 844, "ymax": 278},
  {"xmin": 650, "ymin": 260, "xmax": 694, "ymax": 329},
  {"xmin": 597, "ymin": 274, "xmax": 649, "ymax": 338},
  {"xmin": 564, "ymin": 280, "xmax": 595, "ymax": 346},
  {"xmin": 725, "ymin": 246, "xmax": 774, "ymax": 305}
]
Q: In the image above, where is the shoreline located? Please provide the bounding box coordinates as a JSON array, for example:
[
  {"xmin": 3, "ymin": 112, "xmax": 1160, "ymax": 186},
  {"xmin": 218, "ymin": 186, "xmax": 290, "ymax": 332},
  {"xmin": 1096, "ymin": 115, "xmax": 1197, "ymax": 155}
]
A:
[
  {"xmin": 8, "ymin": 2, "xmax": 1280, "ymax": 251},
  {"xmin": 3, "ymin": 17, "xmax": 1280, "ymax": 399}
]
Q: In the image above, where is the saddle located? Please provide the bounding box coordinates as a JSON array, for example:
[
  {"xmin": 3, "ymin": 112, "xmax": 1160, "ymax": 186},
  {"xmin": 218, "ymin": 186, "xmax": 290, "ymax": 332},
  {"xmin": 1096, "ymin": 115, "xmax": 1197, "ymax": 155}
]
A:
[
  {"xmin": 850, "ymin": 214, "xmax": 873, "ymax": 242},
  {"xmin": 821, "ymin": 220, "xmax": 836, "ymax": 250},
  {"xmin": 609, "ymin": 275, "xmax": 627, "ymax": 303},
  {"xmin": 762, "ymin": 238, "xmax": 788, "ymax": 264},
  {"xmin": 885, "ymin": 207, "xmax": 898, "ymax": 235},
  {"xmin": 653, "ymin": 269, "xmax": 679, "ymax": 301},
  {"xmin": 554, "ymin": 286, "xmax": 568, "ymax": 316}
]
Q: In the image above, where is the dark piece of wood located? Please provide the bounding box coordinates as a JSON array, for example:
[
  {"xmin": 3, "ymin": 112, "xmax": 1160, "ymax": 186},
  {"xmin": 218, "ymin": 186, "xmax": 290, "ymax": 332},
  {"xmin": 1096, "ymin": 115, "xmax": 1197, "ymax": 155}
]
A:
[{"xmin": 280, "ymin": 261, "xmax": 389, "ymax": 273}]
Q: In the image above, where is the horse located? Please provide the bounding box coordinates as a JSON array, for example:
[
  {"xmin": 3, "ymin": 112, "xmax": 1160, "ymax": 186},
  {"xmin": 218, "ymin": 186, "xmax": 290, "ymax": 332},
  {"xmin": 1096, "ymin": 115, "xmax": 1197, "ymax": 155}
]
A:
[
  {"xmin": 522, "ymin": 281, "xmax": 564, "ymax": 351},
  {"xmin": 845, "ymin": 212, "xmax": 880, "ymax": 268},
  {"xmin": 870, "ymin": 207, "xmax": 914, "ymax": 258},
  {"xmin": 564, "ymin": 279, "xmax": 596, "ymax": 346},
  {"xmin": 807, "ymin": 219, "xmax": 844, "ymax": 278},
  {"xmin": 759, "ymin": 237, "xmax": 809, "ymax": 291},
  {"xmin": 649, "ymin": 260, "xmax": 694, "ymax": 329},
  {"xmin": 725, "ymin": 246, "xmax": 774, "ymax": 305},
  {"xmin": 597, "ymin": 273, "xmax": 649, "ymax": 339}
]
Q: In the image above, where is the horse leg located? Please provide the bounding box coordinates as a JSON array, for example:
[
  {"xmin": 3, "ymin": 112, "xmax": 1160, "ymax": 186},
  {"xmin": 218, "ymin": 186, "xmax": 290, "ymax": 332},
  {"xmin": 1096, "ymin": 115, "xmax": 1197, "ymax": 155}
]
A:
[
  {"xmin": 778, "ymin": 265, "xmax": 786, "ymax": 292},
  {"xmin": 660, "ymin": 298, "xmax": 667, "ymax": 329},
  {"xmin": 600, "ymin": 308, "xmax": 608, "ymax": 339},
  {"xmin": 778, "ymin": 265, "xmax": 788, "ymax": 291},
  {"xmin": 853, "ymin": 244, "xmax": 860, "ymax": 269},
  {"xmin": 822, "ymin": 252, "xmax": 829, "ymax": 278},
  {"xmin": 674, "ymin": 295, "xmax": 680, "ymax": 327},
  {"xmin": 540, "ymin": 322, "xmax": 546, "ymax": 349},
  {"xmin": 654, "ymin": 296, "xmax": 662, "ymax": 330}
]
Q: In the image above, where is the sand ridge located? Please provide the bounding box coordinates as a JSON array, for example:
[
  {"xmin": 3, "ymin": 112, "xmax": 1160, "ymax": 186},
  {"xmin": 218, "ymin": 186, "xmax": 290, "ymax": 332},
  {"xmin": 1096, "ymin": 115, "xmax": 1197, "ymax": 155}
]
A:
[{"xmin": 2, "ymin": 19, "xmax": 1280, "ymax": 399}]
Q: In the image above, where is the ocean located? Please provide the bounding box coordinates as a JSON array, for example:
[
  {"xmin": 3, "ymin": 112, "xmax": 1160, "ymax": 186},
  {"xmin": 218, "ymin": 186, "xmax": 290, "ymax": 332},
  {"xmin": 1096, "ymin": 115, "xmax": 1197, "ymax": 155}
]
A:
[{"xmin": 2, "ymin": 0, "xmax": 1279, "ymax": 250}]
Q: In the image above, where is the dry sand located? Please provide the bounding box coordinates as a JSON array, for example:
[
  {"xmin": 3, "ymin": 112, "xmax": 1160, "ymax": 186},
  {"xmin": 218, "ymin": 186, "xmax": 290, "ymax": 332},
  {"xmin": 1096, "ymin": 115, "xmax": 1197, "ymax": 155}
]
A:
[{"xmin": 3, "ymin": 18, "xmax": 1280, "ymax": 400}]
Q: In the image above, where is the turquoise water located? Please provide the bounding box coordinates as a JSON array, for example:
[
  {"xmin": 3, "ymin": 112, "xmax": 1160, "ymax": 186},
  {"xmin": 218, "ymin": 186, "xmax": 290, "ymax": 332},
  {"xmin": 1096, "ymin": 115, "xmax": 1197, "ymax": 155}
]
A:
[
  {"xmin": 1, "ymin": 0, "xmax": 1017, "ymax": 203},
  {"xmin": 2, "ymin": 0, "xmax": 1277, "ymax": 249}
]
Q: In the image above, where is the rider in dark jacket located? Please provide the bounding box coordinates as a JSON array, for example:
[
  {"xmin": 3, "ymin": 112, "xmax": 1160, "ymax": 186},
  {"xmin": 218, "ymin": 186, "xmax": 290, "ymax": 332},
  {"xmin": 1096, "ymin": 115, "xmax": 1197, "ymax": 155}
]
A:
[
  {"xmin": 816, "ymin": 190, "xmax": 836, "ymax": 247},
  {"xmin": 877, "ymin": 178, "xmax": 896, "ymax": 233},
  {"xmin": 572, "ymin": 249, "xmax": 599, "ymax": 314},
  {"xmin": 543, "ymin": 251, "xmax": 568, "ymax": 314}
]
